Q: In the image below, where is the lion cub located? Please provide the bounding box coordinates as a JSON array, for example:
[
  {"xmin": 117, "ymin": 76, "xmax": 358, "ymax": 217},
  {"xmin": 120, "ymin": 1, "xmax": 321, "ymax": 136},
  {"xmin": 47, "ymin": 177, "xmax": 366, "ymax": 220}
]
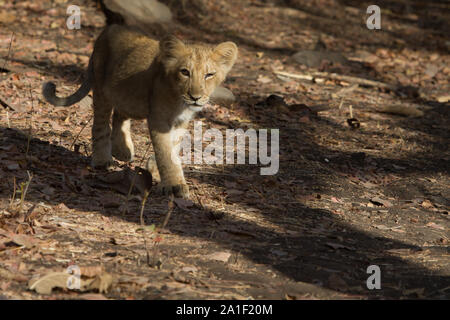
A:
[{"xmin": 42, "ymin": 25, "xmax": 238, "ymax": 199}]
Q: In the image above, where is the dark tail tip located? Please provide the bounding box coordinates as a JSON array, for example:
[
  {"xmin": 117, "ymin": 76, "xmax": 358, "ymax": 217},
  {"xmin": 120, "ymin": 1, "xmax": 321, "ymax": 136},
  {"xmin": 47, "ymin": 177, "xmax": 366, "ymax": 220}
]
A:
[{"xmin": 42, "ymin": 81, "xmax": 56, "ymax": 101}]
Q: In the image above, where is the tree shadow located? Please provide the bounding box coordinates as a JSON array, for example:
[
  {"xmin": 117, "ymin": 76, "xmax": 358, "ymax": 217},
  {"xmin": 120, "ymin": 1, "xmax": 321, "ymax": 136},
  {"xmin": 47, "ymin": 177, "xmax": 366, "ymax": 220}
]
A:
[
  {"xmin": 2, "ymin": 0, "xmax": 448, "ymax": 298},
  {"xmin": 281, "ymin": 0, "xmax": 449, "ymax": 52},
  {"xmin": 7, "ymin": 57, "xmax": 87, "ymax": 82},
  {"xmin": 171, "ymin": 0, "xmax": 449, "ymax": 56},
  {"xmin": 0, "ymin": 124, "xmax": 448, "ymax": 298}
]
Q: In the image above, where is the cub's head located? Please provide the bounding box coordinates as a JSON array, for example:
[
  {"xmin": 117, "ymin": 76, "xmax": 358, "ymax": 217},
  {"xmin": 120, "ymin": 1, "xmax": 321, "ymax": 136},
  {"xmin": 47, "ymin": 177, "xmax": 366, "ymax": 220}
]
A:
[{"xmin": 158, "ymin": 36, "xmax": 238, "ymax": 109}]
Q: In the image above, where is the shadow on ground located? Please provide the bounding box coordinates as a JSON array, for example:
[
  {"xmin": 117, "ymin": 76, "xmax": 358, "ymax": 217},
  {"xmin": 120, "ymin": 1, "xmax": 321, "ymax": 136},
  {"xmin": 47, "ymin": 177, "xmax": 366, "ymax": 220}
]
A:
[{"xmin": 1, "ymin": 124, "xmax": 448, "ymax": 298}]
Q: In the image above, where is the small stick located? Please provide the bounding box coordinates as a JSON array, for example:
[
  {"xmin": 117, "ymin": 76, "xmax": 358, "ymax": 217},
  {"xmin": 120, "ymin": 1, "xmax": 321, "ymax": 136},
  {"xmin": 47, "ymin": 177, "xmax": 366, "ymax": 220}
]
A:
[
  {"xmin": 18, "ymin": 171, "xmax": 33, "ymax": 212},
  {"xmin": 275, "ymin": 70, "xmax": 313, "ymax": 81},
  {"xmin": 2, "ymin": 32, "xmax": 14, "ymax": 71},
  {"xmin": 6, "ymin": 110, "xmax": 10, "ymax": 128},
  {"xmin": 69, "ymin": 115, "xmax": 92, "ymax": 151},
  {"xmin": 349, "ymin": 105, "xmax": 353, "ymax": 118},
  {"xmin": 274, "ymin": 70, "xmax": 396, "ymax": 90},
  {"xmin": 161, "ymin": 195, "xmax": 174, "ymax": 229},
  {"xmin": 139, "ymin": 190, "xmax": 150, "ymax": 226},
  {"xmin": 138, "ymin": 189, "xmax": 152, "ymax": 266},
  {"xmin": 26, "ymin": 86, "xmax": 35, "ymax": 158},
  {"xmin": 9, "ymin": 177, "xmax": 17, "ymax": 207},
  {"xmin": 338, "ymin": 97, "xmax": 345, "ymax": 110}
]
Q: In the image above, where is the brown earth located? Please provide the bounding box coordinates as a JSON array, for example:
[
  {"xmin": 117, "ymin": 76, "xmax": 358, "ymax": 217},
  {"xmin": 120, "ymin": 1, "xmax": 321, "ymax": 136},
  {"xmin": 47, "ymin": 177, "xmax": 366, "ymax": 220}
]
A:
[{"xmin": 0, "ymin": 0, "xmax": 449, "ymax": 299}]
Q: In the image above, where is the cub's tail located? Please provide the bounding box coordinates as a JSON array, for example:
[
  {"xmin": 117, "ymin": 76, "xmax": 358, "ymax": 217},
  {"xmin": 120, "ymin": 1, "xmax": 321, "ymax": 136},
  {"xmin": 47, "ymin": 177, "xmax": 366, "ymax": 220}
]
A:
[{"xmin": 42, "ymin": 58, "xmax": 93, "ymax": 107}]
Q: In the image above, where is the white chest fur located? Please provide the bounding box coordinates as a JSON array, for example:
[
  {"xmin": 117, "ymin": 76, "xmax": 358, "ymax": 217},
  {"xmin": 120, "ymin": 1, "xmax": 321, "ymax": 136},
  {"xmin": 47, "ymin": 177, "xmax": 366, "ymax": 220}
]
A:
[{"xmin": 173, "ymin": 107, "xmax": 197, "ymax": 127}]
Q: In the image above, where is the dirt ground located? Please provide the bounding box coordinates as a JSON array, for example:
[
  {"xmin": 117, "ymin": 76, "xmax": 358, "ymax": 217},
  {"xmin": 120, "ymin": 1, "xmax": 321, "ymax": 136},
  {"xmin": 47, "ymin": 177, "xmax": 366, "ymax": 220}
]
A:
[{"xmin": 0, "ymin": 0, "xmax": 449, "ymax": 299}]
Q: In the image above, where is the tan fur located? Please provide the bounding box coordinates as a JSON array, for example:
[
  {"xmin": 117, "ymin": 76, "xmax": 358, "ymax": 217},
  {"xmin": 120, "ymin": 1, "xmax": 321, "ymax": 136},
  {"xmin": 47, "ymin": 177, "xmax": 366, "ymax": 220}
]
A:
[{"xmin": 42, "ymin": 25, "xmax": 238, "ymax": 198}]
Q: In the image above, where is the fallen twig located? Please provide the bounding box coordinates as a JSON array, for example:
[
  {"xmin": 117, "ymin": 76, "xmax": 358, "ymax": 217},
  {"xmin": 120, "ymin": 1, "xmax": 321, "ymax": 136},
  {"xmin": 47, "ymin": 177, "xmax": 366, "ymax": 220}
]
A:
[
  {"xmin": 275, "ymin": 70, "xmax": 313, "ymax": 81},
  {"xmin": 26, "ymin": 86, "xmax": 35, "ymax": 157},
  {"xmin": 69, "ymin": 115, "xmax": 92, "ymax": 151},
  {"xmin": 6, "ymin": 110, "xmax": 10, "ymax": 128},
  {"xmin": 377, "ymin": 104, "xmax": 424, "ymax": 117},
  {"xmin": 0, "ymin": 94, "xmax": 25, "ymax": 112},
  {"xmin": 9, "ymin": 177, "xmax": 17, "ymax": 208},
  {"xmin": 139, "ymin": 188, "xmax": 150, "ymax": 226},
  {"xmin": 161, "ymin": 195, "xmax": 174, "ymax": 229},
  {"xmin": 274, "ymin": 70, "xmax": 396, "ymax": 90},
  {"xmin": 2, "ymin": 32, "xmax": 14, "ymax": 72},
  {"xmin": 18, "ymin": 171, "xmax": 33, "ymax": 212}
]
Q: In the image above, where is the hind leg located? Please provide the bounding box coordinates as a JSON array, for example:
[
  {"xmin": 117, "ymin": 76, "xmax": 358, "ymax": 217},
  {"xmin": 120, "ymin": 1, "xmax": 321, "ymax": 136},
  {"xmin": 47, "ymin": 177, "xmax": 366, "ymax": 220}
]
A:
[
  {"xmin": 91, "ymin": 90, "xmax": 113, "ymax": 168},
  {"xmin": 111, "ymin": 111, "xmax": 134, "ymax": 162}
]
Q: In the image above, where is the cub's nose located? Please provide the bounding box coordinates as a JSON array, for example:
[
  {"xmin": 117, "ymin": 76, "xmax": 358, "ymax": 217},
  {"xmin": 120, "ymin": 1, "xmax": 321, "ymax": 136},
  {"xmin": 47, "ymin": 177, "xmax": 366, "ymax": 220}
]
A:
[{"xmin": 189, "ymin": 93, "xmax": 201, "ymax": 101}]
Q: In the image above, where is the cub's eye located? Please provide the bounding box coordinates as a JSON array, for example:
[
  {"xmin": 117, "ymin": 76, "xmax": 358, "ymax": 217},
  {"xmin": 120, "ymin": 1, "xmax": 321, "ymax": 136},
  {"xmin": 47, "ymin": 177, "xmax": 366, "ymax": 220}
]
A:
[
  {"xmin": 205, "ymin": 72, "xmax": 216, "ymax": 79},
  {"xmin": 180, "ymin": 68, "xmax": 190, "ymax": 77}
]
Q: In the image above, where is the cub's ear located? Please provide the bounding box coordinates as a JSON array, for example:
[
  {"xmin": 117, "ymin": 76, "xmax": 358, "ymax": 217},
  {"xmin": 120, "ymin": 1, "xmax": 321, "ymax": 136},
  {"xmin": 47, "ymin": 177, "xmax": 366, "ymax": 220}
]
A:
[
  {"xmin": 159, "ymin": 35, "xmax": 186, "ymax": 59},
  {"xmin": 213, "ymin": 41, "xmax": 238, "ymax": 74}
]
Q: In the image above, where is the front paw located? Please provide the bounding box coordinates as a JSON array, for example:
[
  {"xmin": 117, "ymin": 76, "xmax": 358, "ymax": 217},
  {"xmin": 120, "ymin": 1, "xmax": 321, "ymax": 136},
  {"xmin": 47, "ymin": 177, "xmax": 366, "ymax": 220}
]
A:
[
  {"xmin": 159, "ymin": 183, "xmax": 190, "ymax": 199},
  {"xmin": 91, "ymin": 155, "xmax": 113, "ymax": 170},
  {"xmin": 112, "ymin": 144, "xmax": 134, "ymax": 162}
]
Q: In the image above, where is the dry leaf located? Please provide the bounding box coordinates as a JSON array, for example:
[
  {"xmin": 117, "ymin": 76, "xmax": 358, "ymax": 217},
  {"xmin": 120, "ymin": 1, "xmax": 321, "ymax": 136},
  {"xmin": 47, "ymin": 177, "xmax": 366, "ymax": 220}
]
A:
[
  {"xmin": 0, "ymin": 12, "xmax": 16, "ymax": 24},
  {"xmin": 0, "ymin": 268, "xmax": 28, "ymax": 282},
  {"xmin": 224, "ymin": 180, "xmax": 237, "ymax": 188},
  {"xmin": 299, "ymin": 115, "xmax": 310, "ymax": 123},
  {"xmin": 378, "ymin": 105, "xmax": 424, "ymax": 117},
  {"xmin": 330, "ymin": 197, "xmax": 343, "ymax": 204},
  {"xmin": 226, "ymin": 189, "xmax": 244, "ymax": 196},
  {"xmin": 173, "ymin": 198, "xmax": 195, "ymax": 210},
  {"xmin": 373, "ymin": 224, "xmax": 391, "ymax": 230},
  {"xmin": 181, "ymin": 266, "xmax": 198, "ymax": 273},
  {"xmin": 257, "ymin": 75, "xmax": 271, "ymax": 84},
  {"xmin": 78, "ymin": 293, "xmax": 109, "ymax": 300},
  {"xmin": 28, "ymin": 272, "xmax": 71, "ymax": 295},
  {"xmin": 29, "ymin": 269, "xmax": 113, "ymax": 294},
  {"xmin": 0, "ymin": 229, "xmax": 40, "ymax": 248},
  {"xmin": 327, "ymin": 273, "xmax": 348, "ymax": 291},
  {"xmin": 402, "ymin": 287, "xmax": 425, "ymax": 298},
  {"xmin": 6, "ymin": 163, "xmax": 20, "ymax": 170},
  {"xmin": 421, "ymin": 200, "xmax": 434, "ymax": 209},
  {"xmin": 325, "ymin": 242, "xmax": 355, "ymax": 251},
  {"xmin": 83, "ymin": 273, "xmax": 113, "ymax": 293},
  {"xmin": 370, "ymin": 197, "xmax": 393, "ymax": 207},
  {"xmin": 436, "ymin": 95, "xmax": 450, "ymax": 103},
  {"xmin": 205, "ymin": 251, "xmax": 231, "ymax": 263},
  {"xmin": 97, "ymin": 167, "xmax": 152, "ymax": 195},
  {"xmin": 424, "ymin": 64, "xmax": 439, "ymax": 78},
  {"xmin": 78, "ymin": 265, "xmax": 105, "ymax": 278},
  {"xmin": 425, "ymin": 222, "xmax": 445, "ymax": 230}
]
